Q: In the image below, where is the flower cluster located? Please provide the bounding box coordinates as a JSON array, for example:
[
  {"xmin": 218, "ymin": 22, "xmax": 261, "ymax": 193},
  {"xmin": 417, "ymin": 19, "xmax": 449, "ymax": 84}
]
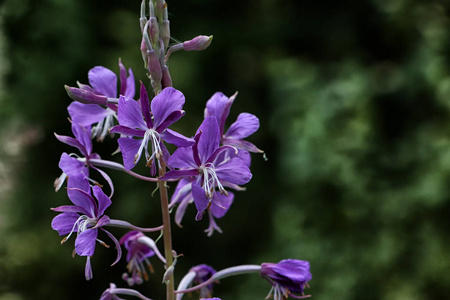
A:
[{"xmin": 51, "ymin": 0, "xmax": 311, "ymax": 299}]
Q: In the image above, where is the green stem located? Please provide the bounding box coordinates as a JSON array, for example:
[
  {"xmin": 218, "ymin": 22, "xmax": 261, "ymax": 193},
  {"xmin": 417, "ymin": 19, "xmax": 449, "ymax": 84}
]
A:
[{"xmin": 158, "ymin": 159, "xmax": 175, "ymax": 300}]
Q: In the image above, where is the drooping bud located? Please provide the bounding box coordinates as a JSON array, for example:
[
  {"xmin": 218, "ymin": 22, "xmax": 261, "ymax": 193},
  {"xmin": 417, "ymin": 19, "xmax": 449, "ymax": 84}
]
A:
[
  {"xmin": 65, "ymin": 85, "xmax": 108, "ymax": 105},
  {"xmin": 183, "ymin": 35, "xmax": 213, "ymax": 51},
  {"xmin": 147, "ymin": 49, "xmax": 162, "ymax": 93}
]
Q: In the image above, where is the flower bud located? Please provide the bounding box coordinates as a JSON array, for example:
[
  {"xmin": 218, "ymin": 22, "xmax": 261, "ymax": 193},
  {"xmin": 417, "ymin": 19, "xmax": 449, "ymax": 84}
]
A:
[
  {"xmin": 65, "ymin": 85, "xmax": 108, "ymax": 105},
  {"xmin": 183, "ymin": 35, "xmax": 213, "ymax": 51}
]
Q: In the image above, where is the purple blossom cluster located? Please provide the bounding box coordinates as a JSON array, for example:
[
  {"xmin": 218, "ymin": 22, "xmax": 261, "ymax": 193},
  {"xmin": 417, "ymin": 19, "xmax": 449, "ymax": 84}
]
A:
[{"xmin": 51, "ymin": 1, "xmax": 311, "ymax": 299}]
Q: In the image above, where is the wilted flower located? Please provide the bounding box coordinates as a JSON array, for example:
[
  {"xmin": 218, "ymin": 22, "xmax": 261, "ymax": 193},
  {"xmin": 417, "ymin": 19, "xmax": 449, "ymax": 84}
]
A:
[{"xmin": 260, "ymin": 259, "xmax": 312, "ymax": 299}]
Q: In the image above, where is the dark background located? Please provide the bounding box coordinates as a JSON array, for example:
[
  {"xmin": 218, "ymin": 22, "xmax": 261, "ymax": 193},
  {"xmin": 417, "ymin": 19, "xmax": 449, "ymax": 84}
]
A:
[{"xmin": 1, "ymin": 0, "xmax": 450, "ymax": 299}]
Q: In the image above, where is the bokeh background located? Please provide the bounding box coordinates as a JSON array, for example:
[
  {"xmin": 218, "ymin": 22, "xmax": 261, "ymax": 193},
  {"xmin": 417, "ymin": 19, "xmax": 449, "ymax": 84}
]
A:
[{"xmin": 1, "ymin": 0, "xmax": 450, "ymax": 299}]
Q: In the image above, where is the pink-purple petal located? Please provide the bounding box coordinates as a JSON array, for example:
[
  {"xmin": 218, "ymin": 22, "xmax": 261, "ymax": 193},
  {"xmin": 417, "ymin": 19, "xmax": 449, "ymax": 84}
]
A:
[
  {"xmin": 138, "ymin": 82, "xmax": 153, "ymax": 129},
  {"xmin": 117, "ymin": 137, "xmax": 143, "ymax": 171},
  {"xmin": 191, "ymin": 182, "xmax": 210, "ymax": 219},
  {"xmin": 75, "ymin": 228, "xmax": 98, "ymax": 256},
  {"xmin": 156, "ymin": 110, "xmax": 185, "ymax": 132},
  {"xmin": 67, "ymin": 188, "xmax": 97, "ymax": 218},
  {"xmin": 92, "ymin": 185, "xmax": 112, "ymax": 216},
  {"xmin": 58, "ymin": 153, "xmax": 85, "ymax": 177},
  {"xmin": 117, "ymin": 96, "xmax": 147, "ymax": 129},
  {"xmin": 161, "ymin": 169, "xmax": 199, "ymax": 181},
  {"xmin": 215, "ymin": 157, "xmax": 252, "ymax": 185},
  {"xmin": 125, "ymin": 68, "xmax": 135, "ymax": 99},
  {"xmin": 210, "ymin": 192, "xmax": 234, "ymax": 218},
  {"xmin": 71, "ymin": 122, "xmax": 93, "ymax": 156},
  {"xmin": 197, "ymin": 117, "xmax": 221, "ymax": 164},
  {"xmin": 88, "ymin": 66, "xmax": 117, "ymax": 98},
  {"xmin": 204, "ymin": 92, "xmax": 234, "ymax": 136},
  {"xmin": 160, "ymin": 129, "xmax": 195, "ymax": 147},
  {"xmin": 167, "ymin": 146, "xmax": 197, "ymax": 169},
  {"xmin": 51, "ymin": 212, "xmax": 80, "ymax": 235},
  {"xmin": 110, "ymin": 125, "xmax": 145, "ymax": 137},
  {"xmin": 68, "ymin": 102, "xmax": 114, "ymax": 127},
  {"xmin": 223, "ymin": 138, "xmax": 263, "ymax": 153},
  {"xmin": 54, "ymin": 134, "xmax": 85, "ymax": 155},
  {"xmin": 151, "ymin": 87, "xmax": 185, "ymax": 128},
  {"xmin": 225, "ymin": 113, "xmax": 260, "ymax": 139}
]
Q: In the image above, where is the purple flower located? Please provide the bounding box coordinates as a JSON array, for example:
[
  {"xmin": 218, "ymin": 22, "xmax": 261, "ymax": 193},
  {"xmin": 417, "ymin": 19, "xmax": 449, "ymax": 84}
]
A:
[
  {"xmin": 260, "ymin": 259, "xmax": 312, "ymax": 299},
  {"xmin": 162, "ymin": 116, "xmax": 252, "ymax": 220},
  {"xmin": 204, "ymin": 92, "xmax": 263, "ymax": 161},
  {"xmin": 110, "ymin": 84, "xmax": 194, "ymax": 174},
  {"xmin": 54, "ymin": 121, "xmax": 114, "ymax": 196},
  {"xmin": 190, "ymin": 264, "xmax": 217, "ymax": 298},
  {"xmin": 119, "ymin": 231, "xmax": 155, "ymax": 286},
  {"xmin": 67, "ymin": 59, "xmax": 135, "ymax": 141},
  {"xmin": 169, "ymin": 179, "xmax": 234, "ymax": 236},
  {"xmin": 51, "ymin": 181, "xmax": 121, "ymax": 280}
]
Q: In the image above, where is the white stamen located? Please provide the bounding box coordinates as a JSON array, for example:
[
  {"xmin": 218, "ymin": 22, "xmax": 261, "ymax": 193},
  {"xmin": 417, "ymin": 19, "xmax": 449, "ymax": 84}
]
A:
[{"xmin": 199, "ymin": 162, "xmax": 227, "ymax": 199}]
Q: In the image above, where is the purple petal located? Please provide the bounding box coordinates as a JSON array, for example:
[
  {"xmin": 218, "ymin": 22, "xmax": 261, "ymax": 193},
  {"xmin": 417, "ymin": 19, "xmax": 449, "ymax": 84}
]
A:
[
  {"xmin": 210, "ymin": 192, "xmax": 234, "ymax": 218},
  {"xmin": 71, "ymin": 122, "xmax": 92, "ymax": 156},
  {"xmin": 224, "ymin": 113, "xmax": 260, "ymax": 139},
  {"xmin": 92, "ymin": 185, "xmax": 111, "ymax": 216},
  {"xmin": 54, "ymin": 134, "xmax": 86, "ymax": 155},
  {"xmin": 161, "ymin": 169, "xmax": 199, "ymax": 181},
  {"xmin": 151, "ymin": 87, "xmax": 185, "ymax": 128},
  {"xmin": 101, "ymin": 228, "xmax": 122, "ymax": 266},
  {"xmin": 67, "ymin": 174, "xmax": 90, "ymax": 192},
  {"xmin": 68, "ymin": 102, "xmax": 114, "ymax": 127},
  {"xmin": 117, "ymin": 137, "xmax": 143, "ymax": 170},
  {"xmin": 196, "ymin": 117, "xmax": 220, "ymax": 164},
  {"xmin": 139, "ymin": 82, "xmax": 153, "ymax": 128},
  {"xmin": 215, "ymin": 157, "xmax": 252, "ymax": 185},
  {"xmin": 191, "ymin": 182, "xmax": 210, "ymax": 219},
  {"xmin": 206, "ymin": 145, "xmax": 237, "ymax": 165},
  {"xmin": 167, "ymin": 146, "xmax": 197, "ymax": 169},
  {"xmin": 85, "ymin": 257, "xmax": 93, "ymax": 280},
  {"xmin": 160, "ymin": 129, "xmax": 195, "ymax": 147},
  {"xmin": 125, "ymin": 68, "xmax": 136, "ymax": 99},
  {"xmin": 88, "ymin": 66, "xmax": 117, "ymax": 98},
  {"xmin": 110, "ymin": 125, "xmax": 145, "ymax": 137},
  {"xmin": 58, "ymin": 153, "xmax": 85, "ymax": 177},
  {"xmin": 204, "ymin": 92, "xmax": 235, "ymax": 136},
  {"xmin": 75, "ymin": 229, "xmax": 98, "ymax": 256},
  {"xmin": 67, "ymin": 188, "xmax": 97, "ymax": 218},
  {"xmin": 51, "ymin": 205, "xmax": 89, "ymax": 215},
  {"xmin": 117, "ymin": 96, "xmax": 147, "ymax": 129},
  {"xmin": 155, "ymin": 110, "xmax": 185, "ymax": 132},
  {"xmin": 91, "ymin": 166, "xmax": 115, "ymax": 198},
  {"xmin": 223, "ymin": 138, "xmax": 263, "ymax": 153},
  {"xmin": 51, "ymin": 212, "xmax": 80, "ymax": 235}
]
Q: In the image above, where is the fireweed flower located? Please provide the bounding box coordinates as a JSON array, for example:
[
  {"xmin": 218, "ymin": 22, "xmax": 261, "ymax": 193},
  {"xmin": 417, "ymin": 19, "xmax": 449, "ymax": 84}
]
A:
[
  {"xmin": 100, "ymin": 283, "xmax": 152, "ymax": 300},
  {"xmin": 204, "ymin": 91, "xmax": 263, "ymax": 166},
  {"xmin": 119, "ymin": 231, "xmax": 166, "ymax": 286},
  {"xmin": 162, "ymin": 116, "xmax": 252, "ymax": 220},
  {"xmin": 169, "ymin": 178, "xmax": 234, "ymax": 236},
  {"xmin": 54, "ymin": 121, "xmax": 115, "ymax": 196},
  {"xmin": 51, "ymin": 182, "xmax": 121, "ymax": 280},
  {"xmin": 176, "ymin": 264, "xmax": 216, "ymax": 300},
  {"xmin": 110, "ymin": 83, "xmax": 194, "ymax": 175},
  {"xmin": 67, "ymin": 59, "xmax": 135, "ymax": 141},
  {"xmin": 260, "ymin": 259, "xmax": 312, "ymax": 299}
]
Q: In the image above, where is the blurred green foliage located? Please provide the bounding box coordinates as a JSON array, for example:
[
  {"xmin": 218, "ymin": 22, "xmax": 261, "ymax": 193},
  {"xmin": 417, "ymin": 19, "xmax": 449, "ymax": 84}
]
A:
[{"xmin": 1, "ymin": 0, "xmax": 450, "ymax": 299}]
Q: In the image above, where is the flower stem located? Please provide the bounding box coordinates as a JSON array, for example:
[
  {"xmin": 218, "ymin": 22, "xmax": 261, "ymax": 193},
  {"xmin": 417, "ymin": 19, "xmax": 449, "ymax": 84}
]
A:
[{"xmin": 158, "ymin": 159, "xmax": 175, "ymax": 300}]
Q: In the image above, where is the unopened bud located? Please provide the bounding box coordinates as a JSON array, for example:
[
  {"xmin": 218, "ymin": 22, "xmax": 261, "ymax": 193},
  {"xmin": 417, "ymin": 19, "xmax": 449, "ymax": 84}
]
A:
[
  {"xmin": 183, "ymin": 35, "xmax": 213, "ymax": 51},
  {"xmin": 160, "ymin": 20, "xmax": 170, "ymax": 50},
  {"xmin": 65, "ymin": 85, "xmax": 108, "ymax": 105},
  {"xmin": 148, "ymin": 17, "xmax": 159, "ymax": 47}
]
